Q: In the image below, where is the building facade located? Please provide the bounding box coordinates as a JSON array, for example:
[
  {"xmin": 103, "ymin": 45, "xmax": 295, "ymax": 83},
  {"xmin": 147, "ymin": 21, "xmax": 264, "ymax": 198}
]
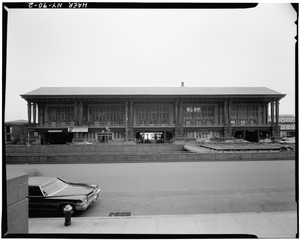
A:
[
  {"xmin": 268, "ymin": 114, "xmax": 295, "ymax": 138},
  {"xmin": 21, "ymin": 87, "xmax": 285, "ymax": 144},
  {"xmin": 4, "ymin": 120, "xmax": 28, "ymax": 144}
]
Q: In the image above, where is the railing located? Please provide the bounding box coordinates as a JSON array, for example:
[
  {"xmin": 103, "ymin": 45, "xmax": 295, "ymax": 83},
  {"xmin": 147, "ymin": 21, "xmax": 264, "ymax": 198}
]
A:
[
  {"xmin": 38, "ymin": 121, "xmax": 275, "ymax": 128},
  {"xmin": 39, "ymin": 121, "xmax": 125, "ymax": 127}
]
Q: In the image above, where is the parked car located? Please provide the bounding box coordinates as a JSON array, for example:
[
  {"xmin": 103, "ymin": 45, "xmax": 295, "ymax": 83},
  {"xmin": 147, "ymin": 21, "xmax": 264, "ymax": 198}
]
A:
[
  {"xmin": 259, "ymin": 138, "xmax": 272, "ymax": 143},
  {"xmin": 235, "ymin": 139, "xmax": 249, "ymax": 143},
  {"xmin": 279, "ymin": 137, "xmax": 295, "ymax": 145},
  {"xmin": 28, "ymin": 177, "xmax": 101, "ymax": 214}
]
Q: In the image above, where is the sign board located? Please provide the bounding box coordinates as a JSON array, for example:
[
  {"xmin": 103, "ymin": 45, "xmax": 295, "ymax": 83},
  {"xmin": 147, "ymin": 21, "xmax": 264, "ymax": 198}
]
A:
[
  {"xmin": 48, "ymin": 130, "xmax": 63, "ymax": 133},
  {"xmin": 68, "ymin": 127, "xmax": 88, "ymax": 133}
]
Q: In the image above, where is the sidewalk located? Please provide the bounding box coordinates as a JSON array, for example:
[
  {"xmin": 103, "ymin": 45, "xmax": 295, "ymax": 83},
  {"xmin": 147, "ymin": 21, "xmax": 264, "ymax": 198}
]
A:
[{"xmin": 29, "ymin": 211, "xmax": 298, "ymax": 238}]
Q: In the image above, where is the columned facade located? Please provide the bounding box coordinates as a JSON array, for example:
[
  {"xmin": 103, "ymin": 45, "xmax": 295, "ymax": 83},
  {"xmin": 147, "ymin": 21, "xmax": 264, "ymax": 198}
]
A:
[{"xmin": 21, "ymin": 87, "xmax": 285, "ymax": 144}]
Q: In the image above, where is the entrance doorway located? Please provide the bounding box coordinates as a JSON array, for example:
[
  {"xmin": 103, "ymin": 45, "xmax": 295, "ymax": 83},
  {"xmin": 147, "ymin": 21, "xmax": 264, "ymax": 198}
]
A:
[
  {"xmin": 234, "ymin": 130, "xmax": 259, "ymax": 142},
  {"xmin": 136, "ymin": 131, "xmax": 173, "ymax": 143},
  {"xmin": 45, "ymin": 132, "xmax": 73, "ymax": 144},
  {"xmin": 98, "ymin": 132, "xmax": 113, "ymax": 143}
]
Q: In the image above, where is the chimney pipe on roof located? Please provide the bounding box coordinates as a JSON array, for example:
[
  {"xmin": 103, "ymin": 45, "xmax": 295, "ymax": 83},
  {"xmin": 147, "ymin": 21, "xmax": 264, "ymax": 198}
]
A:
[{"xmin": 181, "ymin": 82, "xmax": 184, "ymax": 87}]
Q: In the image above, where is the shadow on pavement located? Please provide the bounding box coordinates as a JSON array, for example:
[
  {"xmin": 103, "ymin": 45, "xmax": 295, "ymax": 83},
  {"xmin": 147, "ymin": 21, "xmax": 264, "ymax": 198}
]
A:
[{"xmin": 29, "ymin": 209, "xmax": 87, "ymax": 218}]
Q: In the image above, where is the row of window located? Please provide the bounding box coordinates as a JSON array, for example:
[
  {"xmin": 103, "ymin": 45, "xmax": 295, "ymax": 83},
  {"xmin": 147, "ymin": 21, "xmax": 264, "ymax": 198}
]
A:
[
  {"xmin": 46, "ymin": 105, "xmax": 264, "ymax": 125},
  {"xmin": 184, "ymin": 106, "xmax": 215, "ymax": 120},
  {"xmin": 91, "ymin": 106, "xmax": 125, "ymax": 122},
  {"xmin": 231, "ymin": 106, "xmax": 258, "ymax": 119},
  {"xmin": 136, "ymin": 106, "xmax": 170, "ymax": 124},
  {"xmin": 48, "ymin": 107, "xmax": 74, "ymax": 121},
  {"xmin": 186, "ymin": 131, "xmax": 221, "ymax": 140}
]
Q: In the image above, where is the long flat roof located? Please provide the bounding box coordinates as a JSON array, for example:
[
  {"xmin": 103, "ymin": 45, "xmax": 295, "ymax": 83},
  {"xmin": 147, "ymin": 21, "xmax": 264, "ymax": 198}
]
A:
[{"xmin": 21, "ymin": 87, "xmax": 285, "ymax": 97}]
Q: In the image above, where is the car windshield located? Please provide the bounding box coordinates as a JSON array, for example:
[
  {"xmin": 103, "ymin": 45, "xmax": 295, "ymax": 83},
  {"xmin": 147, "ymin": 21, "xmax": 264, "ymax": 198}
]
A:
[{"xmin": 41, "ymin": 178, "xmax": 68, "ymax": 196}]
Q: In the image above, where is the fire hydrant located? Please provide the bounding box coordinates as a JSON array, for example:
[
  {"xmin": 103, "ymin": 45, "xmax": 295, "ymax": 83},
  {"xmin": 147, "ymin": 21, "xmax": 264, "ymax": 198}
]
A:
[{"xmin": 63, "ymin": 204, "xmax": 74, "ymax": 226}]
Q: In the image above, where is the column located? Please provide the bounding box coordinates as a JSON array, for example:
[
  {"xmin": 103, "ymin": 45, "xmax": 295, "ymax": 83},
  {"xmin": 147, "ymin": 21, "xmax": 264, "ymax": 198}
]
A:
[
  {"xmin": 174, "ymin": 101, "xmax": 178, "ymax": 124},
  {"xmin": 218, "ymin": 103, "xmax": 223, "ymax": 125},
  {"xmin": 37, "ymin": 104, "xmax": 41, "ymax": 125},
  {"xmin": 223, "ymin": 100, "xmax": 228, "ymax": 125},
  {"xmin": 275, "ymin": 100, "xmax": 279, "ymax": 125},
  {"xmin": 265, "ymin": 102, "xmax": 269, "ymax": 124},
  {"xmin": 78, "ymin": 101, "xmax": 83, "ymax": 125},
  {"xmin": 228, "ymin": 99, "xmax": 232, "ymax": 126},
  {"xmin": 130, "ymin": 101, "xmax": 134, "ymax": 126},
  {"xmin": 87, "ymin": 104, "xmax": 90, "ymax": 123},
  {"xmin": 214, "ymin": 105, "xmax": 218, "ymax": 125},
  {"xmin": 179, "ymin": 101, "xmax": 183, "ymax": 124},
  {"xmin": 27, "ymin": 101, "xmax": 32, "ymax": 125},
  {"xmin": 33, "ymin": 103, "xmax": 37, "ymax": 125},
  {"xmin": 258, "ymin": 104, "xmax": 262, "ymax": 125},
  {"xmin": 125, "ymin": 101, "xmax": 128, "ymax": 141},
  {"xmin": 74, "ymin": 102, "xmax": 78, "ymax": 125},
  {"xmin": 270, "ymin": 101, "xmax": 274, "ymax": 125},
  {"xmin": 39, "ymin": 103, "xmax": 45, "ymax": 125},
  {"xmin": 262, "ymin": 103, "xmax": 265, "ymax": 125}
]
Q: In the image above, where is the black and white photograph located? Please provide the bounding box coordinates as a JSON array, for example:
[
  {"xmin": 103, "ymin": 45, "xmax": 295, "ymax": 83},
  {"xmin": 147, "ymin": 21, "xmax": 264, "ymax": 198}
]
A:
[{"xmin": 3, "ymin": 2, "xmax": 298, "ymax": 238}]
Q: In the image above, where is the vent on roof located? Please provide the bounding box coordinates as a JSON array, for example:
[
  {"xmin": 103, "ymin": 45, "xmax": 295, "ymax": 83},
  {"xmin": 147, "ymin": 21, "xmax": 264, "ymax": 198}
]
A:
[{"xmin": 181, "ymin": 82, "xmax": 184, "ymax": 87}]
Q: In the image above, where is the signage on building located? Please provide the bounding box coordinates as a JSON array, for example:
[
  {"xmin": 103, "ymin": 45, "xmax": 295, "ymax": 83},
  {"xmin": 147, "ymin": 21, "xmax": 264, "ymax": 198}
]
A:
[
  {"xmin": 68, "ymin": 127, "xmax": 88, "ymax": 133},
  {"xmin": 48, "ymin": 130, "xmax": 63, "ymax": 133}
]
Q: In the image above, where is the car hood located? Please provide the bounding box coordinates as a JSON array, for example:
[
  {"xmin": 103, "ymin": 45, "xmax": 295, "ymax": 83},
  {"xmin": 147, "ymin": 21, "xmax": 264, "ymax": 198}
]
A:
[{"xmin": 47, "ymin": 183, "xmax": 94, "ymax": 200}]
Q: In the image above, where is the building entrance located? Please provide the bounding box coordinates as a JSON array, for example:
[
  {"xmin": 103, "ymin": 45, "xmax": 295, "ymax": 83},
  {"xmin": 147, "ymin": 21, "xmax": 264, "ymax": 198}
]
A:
[
  {"xmin": 234, "ymin": 130, "xmax": 270, "ymax": 143},
  {"xmin": 45, "ymin": 132, "xmax": 73, "ymax": 144},
  {"xmin": 136, "ymin": 131, "xmax": 173, "ymax": 143},
  {"xmin": 98, "ymin": 132, "xmax": 113, "ymax": 143}
]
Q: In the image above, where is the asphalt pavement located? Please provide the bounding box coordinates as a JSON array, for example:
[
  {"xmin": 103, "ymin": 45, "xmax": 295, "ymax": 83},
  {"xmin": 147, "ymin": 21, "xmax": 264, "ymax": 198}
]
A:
[
  {"xmin": 8, "ymin": 161, "xmax": 296, "ymax": 217},
  {"xmin": 29, "ymin": 211, "xmax": 298, "ymax": 238}
]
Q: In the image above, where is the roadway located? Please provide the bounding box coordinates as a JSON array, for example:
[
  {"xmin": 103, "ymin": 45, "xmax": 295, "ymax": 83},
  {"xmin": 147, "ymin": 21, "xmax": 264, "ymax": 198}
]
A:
[{"xmin": 6, "ymin": 160, "xmax": 296, "ymax": 217}]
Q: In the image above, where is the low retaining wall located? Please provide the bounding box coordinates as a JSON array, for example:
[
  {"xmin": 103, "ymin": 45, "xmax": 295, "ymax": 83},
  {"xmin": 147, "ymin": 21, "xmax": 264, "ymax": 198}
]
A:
[
  {"xmin": 5, "ymin": 144, "xmax": 185, "ymax": 154},
  {"xmin": 6, "ymin": 151, "xmax": 295, "ymax": 164},
  {"xmin": 5, "ymin": 173, "xmax": 28, "ymax": 234}
]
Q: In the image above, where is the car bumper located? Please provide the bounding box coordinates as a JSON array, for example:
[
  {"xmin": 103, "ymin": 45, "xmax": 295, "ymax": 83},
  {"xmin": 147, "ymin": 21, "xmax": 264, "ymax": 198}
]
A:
[{"xmin": 75, "ymin": 188, "xmax": 101, "ymax": 211}]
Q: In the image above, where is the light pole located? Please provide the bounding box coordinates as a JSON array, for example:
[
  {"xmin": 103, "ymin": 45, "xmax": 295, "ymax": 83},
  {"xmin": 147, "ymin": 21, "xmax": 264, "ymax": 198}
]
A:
[
  {"xmin": 106, "ymin": 127, "xmax": 110, "ymax": 143},
  {"xmin": 27, "ymin": 131, "xmax": 30, "ymax": 146}
]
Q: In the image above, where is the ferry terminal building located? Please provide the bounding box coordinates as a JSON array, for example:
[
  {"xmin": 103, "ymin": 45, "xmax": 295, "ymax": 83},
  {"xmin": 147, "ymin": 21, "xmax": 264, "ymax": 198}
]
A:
[{"xmin": 21, "ymin": 87, "xmax": 285, "ymax": 144}]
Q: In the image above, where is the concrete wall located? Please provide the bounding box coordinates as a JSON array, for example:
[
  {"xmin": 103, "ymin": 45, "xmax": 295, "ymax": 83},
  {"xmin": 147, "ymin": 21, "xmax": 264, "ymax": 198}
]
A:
[
  {"xmin": 5, "ymin": 173, "xmax": 28, "ymax": 234},
  {"xmin": 5, "ymin": 151, "xmax": 295, "ymax": 164},
  {"xmin": 5, "ymin": 144, "xmax": 185, "ymax": 154}
]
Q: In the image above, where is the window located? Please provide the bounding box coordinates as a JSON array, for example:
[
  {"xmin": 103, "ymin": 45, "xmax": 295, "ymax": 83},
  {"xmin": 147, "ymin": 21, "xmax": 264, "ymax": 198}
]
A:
[
  {"xmin": 233, "ymin": 105, "xmax": 258, "ymax": 125},
  {"xmin": 184, "ymin": 105, "xmax": 214, "ymax": 125},
  {"xmin": 137, "ymin": 105, "xmax": 169, "ymax": 125},
  {"xmin": 48, "ymin": 106, "xmax": 75, "ymax": 122},
  {"xmin": 29, "ymin": 186, "xmax": 43, "ymax": 197},
  {"xmin": 91, "ymin": 106, "xmax": 125, "ymax": 124},
  {"xmin": 41, "ymin": 178, "xmax": 68, "ymax": 196},
  {"xmin": 194, "ymin": 107, "xmax": 201, "ymax": 112}
]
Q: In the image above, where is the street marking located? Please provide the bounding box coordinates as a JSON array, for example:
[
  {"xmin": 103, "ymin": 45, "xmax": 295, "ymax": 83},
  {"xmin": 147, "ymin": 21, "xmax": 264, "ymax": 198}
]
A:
[{"xmin": 108, "ymin": 212, "xmax": 131, "ymax": 217}]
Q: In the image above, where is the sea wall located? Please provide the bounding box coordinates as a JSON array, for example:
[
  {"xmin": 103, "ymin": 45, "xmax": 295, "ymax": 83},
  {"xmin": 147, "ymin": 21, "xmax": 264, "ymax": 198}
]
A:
[{"xmin": 5, "ymin": 144, "xmax": 295, "ymax": 164}]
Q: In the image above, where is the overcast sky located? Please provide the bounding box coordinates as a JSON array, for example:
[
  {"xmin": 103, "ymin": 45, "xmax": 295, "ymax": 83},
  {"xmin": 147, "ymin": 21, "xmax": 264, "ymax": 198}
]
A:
[{"xmin": 4, "ymin": 3, "xmax": 297, "ymax": 121}]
